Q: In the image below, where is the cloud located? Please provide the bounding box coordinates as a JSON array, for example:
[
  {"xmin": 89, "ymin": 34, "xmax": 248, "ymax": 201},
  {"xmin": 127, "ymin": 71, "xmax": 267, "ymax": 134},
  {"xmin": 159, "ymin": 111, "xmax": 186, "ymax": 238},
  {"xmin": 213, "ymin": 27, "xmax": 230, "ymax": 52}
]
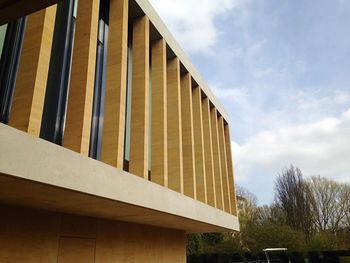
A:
[
  {"xmin": 232, "ymin": 108, "xmax": 350, "ymax": 201},
  {"xmin": 148, "ymin": 0, "xmax": 238, "ymax": 53}
]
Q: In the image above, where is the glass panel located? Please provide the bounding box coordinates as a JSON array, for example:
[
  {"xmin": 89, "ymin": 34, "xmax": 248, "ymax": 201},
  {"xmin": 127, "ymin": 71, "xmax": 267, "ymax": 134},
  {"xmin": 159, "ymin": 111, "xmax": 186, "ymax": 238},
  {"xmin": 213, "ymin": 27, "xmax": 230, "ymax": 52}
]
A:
[
  {"xmin": 73, "ymin": 0, "xmax": 78, "ymax": 18},
  {"xmin": 124, "ymin": 43, "xmax": 132, "ymax": 162},
  {"xmin": 0, "ymin": 24, "xmax": 7, "ymax": 59}
]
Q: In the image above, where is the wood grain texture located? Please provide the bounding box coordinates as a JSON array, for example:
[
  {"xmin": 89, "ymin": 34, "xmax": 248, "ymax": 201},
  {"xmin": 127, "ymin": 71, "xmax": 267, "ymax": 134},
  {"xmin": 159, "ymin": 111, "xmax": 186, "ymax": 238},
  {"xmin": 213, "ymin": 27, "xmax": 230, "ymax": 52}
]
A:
[
  {"xmin": 202, "ymin": 97, "xmax": 216, "ymax": 207},
  {"xmin": 224, "ymin": 124, "xmax": 238, "ymax": 215},
  {"xmin": 129, "ymin": 16, "xmax": 150, "ymax": 178},
  {"xmin": 167, "ymin": 58, "xmax": 183, "ymax": 194},
  {"xmin": 9, "ymin": 6, "xmax": 56, "ymax": 136},
  {"xmin": 180, "ymin": 73, "xmax": 196, "ymax": 199},
  {"xmin": 63, "ymin": 0, "xmax": 100, "ymax": 155},
  {"xmin": 57, "ymin": 238, "xmax": 96, "ymax": 263},
  {"xmin": 101, "ymin": 0, "xmax": 128, "ymax": 168},
  {"xmin": 151, "ymin": 38, "xmax": 168, "ymax": 186},
  {"xmin": 192, "ymin": 86, "xmax": 207, "ymax": 203},
  {"xmin": 0, "ymin": 206, "xmax": 60, "ymax": 263},
  {"xmin": 218, "ymin": 116, "xmax": 231, "ymax": 213},
  {"xmin": 0, "ymin": 205, "xmax": 187, "ymax": 263},
  {"xmin": 96, "ymin": 220, "xmax": 186, "ymax": 263},
  {"xmin": 210, "ymin": 107, "xmax": 224, "ymax": 210}
]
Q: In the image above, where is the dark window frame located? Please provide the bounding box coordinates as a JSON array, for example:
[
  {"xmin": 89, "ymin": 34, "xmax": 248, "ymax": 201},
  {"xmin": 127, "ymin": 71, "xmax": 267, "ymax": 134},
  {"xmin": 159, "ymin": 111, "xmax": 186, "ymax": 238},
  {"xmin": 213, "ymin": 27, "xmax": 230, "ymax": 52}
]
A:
[
  {"xmin": 89, "ymin": 0, "xmax": 110, "ymax": 160},
  {"xmin": 0, "ymin": 17, "xmax": 26, "ymax": 124}
]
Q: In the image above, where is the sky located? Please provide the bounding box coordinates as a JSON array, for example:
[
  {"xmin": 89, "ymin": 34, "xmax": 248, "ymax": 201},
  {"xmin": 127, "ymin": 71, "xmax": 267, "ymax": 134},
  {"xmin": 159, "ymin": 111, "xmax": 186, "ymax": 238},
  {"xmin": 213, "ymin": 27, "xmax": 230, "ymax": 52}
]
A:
[{"xmin": 148, "ymin": 0, "xmax": 350, "ymax": 204}]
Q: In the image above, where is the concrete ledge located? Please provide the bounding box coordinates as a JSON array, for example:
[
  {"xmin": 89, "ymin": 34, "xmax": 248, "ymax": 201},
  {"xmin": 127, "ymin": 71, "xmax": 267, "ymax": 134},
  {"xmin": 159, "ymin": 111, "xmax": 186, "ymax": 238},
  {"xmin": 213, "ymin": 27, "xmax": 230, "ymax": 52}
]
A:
[{"xmin": 0, "ymin": 124, "xmax": 239, "ymax": 233}]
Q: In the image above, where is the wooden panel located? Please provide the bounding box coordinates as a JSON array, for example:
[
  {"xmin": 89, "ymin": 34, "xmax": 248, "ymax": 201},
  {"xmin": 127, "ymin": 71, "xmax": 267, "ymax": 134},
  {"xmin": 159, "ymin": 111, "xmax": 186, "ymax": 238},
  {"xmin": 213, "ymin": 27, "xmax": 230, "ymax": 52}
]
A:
[
  {"xmin": 210, "ymin": 107, "xmax": 224, "ymax": 210},
  {"xmin": 95, "ymin": 220, "xmax": 186, "ymax": 263},
  {"xmin": 192, "ymin": 86, "xmax": 207, "ymax": 203},
  {"xmin": 0, "ymin": 205, "xmax": 60, "ymax": 263},
  {"xmin": 63, "ymin": 0, "xmax": 100, "ymax": 155},
  {"xmin": 224, "ymin": 124, "xmax": 238, "ymax": 215},
  {"xmin": 180, "ymin": 73, "xmax": 196, "ymax": 199},
  {"xmin": 201, "ymin": 98, "xmax": 216, "ymax": 207},
  {"xmin": 129, "ymin": 16, "xmax": 150, "ymax": 178},
  {"xmin": 167, "ymin": 58, "xmax": 183, "ymax": 194},
  {"xmin": 9, "ymin": 6, "xmax": 56, "ymax": 136},
  {"xmin": 218, "ymin": 116, "xmax": 231, "ymax": 213},
  {"xmin": 151, "ymin": 38, "xmax": 167, "ymax": 186},
  {"xmin": 101, "ymin": 0, "xmax": 128, "ymax": 168},
  {"xmin": 57, "ymin": 238, "xmax": 96, "ymax": 263}
]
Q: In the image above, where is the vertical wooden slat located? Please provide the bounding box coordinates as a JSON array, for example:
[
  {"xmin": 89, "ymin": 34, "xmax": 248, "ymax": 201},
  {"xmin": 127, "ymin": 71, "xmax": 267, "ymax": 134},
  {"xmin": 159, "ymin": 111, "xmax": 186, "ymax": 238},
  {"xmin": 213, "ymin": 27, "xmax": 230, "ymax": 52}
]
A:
[
  {"xmin": 129, "ymin": 16, "xmax": 150, "ymax": 178},
  {"xmin": 210, "ymin": 107, "xmax": 224, "ymax": 210},
  {"xmin": 202, "ymin": 97, "xmax": 216, "ymax": 207},
  {"xmin": 167, "ymin": 57, "xmax": 183, "ymax": 194},
  {"xmin": 101, "ymin": 0, "xmax": 128, "ymax": 168},
  {"xmin": 218, "ymin": 116, "xmax": 231, "ymax": 213},
  {"xmin": 180, "ymin": 73, "xmax": 196, "ymax": 199},
  {"xmin": 151, "ymin": 38, "xmax": 167, "ymax": 186},
  {"xmin": 224, "ymin": 123, "xmax": 238, "ymax": 215},
  {"xmin": 63, "ymin": 0, "xmax": 100, "ymax": 155},
  {"xmin": 9, "ymin": 6, "xmax": 56, "ymax": 136},
  {"xmin": 192, "ymin": 86, "xmax": 207, "ymax": 203}
]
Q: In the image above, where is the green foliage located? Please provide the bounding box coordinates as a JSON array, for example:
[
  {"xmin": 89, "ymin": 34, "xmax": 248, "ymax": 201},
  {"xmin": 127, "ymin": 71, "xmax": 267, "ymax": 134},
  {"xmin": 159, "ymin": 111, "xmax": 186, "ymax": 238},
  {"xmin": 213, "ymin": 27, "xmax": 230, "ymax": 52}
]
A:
[
  {"xmin": 307, "ymin": 231, "xmax": 339, "ymax": 251},
  {"xmin": 244, "ymin": 222, "xmax": 305, "ymax": 251}
]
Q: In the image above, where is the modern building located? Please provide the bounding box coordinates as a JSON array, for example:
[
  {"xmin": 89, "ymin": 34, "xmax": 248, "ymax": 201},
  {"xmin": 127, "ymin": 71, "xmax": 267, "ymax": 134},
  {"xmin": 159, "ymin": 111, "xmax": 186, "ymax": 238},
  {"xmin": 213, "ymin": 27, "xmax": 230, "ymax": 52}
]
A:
[{"xmin": 0, "ymin": 0, "xmax": 239, "ymax": 262}]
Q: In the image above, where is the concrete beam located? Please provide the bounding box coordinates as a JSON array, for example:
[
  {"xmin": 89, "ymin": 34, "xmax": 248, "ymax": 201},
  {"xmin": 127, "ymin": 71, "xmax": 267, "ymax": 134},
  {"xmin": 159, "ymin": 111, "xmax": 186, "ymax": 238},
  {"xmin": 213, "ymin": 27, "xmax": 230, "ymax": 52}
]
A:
[{"xmin": 0, "ymin": 123, "xmax": 239, "ymax": 233}]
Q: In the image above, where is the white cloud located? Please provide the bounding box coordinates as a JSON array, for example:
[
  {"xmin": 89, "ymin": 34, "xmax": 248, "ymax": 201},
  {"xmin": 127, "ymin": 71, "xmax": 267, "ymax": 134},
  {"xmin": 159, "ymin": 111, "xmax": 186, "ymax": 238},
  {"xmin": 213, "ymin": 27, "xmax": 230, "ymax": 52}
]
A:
[
  {"xmin": 232, "ymin": 108, "xmax": 350, "ymax": 185},
  {"xmin": 148, "ymin": 0, "xmax": 238, "ymax": 53}
]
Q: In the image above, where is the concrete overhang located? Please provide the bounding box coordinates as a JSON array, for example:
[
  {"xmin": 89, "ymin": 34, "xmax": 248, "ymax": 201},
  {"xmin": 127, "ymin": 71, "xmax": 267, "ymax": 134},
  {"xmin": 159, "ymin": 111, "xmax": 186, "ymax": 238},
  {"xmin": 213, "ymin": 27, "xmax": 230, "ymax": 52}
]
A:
[{"xmin": 0, "ymin": 124, "xmax": 239, "ymax": 233}]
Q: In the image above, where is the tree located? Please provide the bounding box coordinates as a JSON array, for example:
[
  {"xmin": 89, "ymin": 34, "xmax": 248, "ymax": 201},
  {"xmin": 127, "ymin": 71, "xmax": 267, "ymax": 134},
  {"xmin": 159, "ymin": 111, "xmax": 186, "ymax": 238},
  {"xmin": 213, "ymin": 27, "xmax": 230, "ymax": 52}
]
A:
[
  {"xmin": 308, "ymin": 176, "xmax": 349, "ymax": 232},
  {"xmin": 274, "ymin": 165, "xmax": 315, "ymax": 238}
]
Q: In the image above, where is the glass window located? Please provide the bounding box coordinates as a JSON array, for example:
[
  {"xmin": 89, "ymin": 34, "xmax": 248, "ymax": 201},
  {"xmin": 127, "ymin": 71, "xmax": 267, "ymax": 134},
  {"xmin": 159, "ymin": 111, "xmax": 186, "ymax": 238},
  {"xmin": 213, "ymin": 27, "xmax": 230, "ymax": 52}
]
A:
[
  {"xmin": 124, "ymin": 42, "xmax": 133, "ymax": 164},
  {"xmin": 89, "ymin": 0, "xmax": 109, "ymax": 159},
  {"xmin": 0, "ymin": 24, "xmax": 7, "ymax": 60}
]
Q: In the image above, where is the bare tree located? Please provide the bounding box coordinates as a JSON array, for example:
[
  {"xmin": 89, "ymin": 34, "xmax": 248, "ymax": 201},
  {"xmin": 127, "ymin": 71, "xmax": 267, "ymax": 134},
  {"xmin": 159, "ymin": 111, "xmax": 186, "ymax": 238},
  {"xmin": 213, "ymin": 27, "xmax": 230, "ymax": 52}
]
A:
[
  {"xmin": 274, "ymin": 165, "xmax": 315, "ymax": 238},
  {"xmin": 309, "ymin": 176, "xmax": 350, "ymax": 232}
]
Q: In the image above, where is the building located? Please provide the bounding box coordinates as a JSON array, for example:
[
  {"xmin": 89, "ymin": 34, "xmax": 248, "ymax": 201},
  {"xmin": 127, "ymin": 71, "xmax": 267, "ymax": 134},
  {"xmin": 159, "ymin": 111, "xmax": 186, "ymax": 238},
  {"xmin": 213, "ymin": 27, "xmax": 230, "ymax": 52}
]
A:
[{"xmin": 0, "ymin": 0, "xmax": 239, "ymax": 262}]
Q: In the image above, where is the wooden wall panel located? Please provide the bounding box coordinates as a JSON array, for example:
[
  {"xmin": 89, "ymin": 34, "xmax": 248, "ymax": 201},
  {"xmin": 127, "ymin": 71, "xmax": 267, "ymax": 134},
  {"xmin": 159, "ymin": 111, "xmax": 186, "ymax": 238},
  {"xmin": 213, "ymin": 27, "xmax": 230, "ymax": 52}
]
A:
[
  {"xmin": 0, "ymin": 206, "xmax": 60, "ymax": 263},
  {"xmin": 151, "ymin": 38, "xmax": 167, "ymax": 186},
  {"xmin": 218, "ymin": 116, "xmax": 231, "ymax": 213},
  {"xmin": 9, "ymin": 6, "xmax": 56, "ymax": 136},
  {"xmin": 192, "ymin": 87, "xmax": 207, "ymax": 203},
  {"xmin": 57, "ymin": 238, "xmax": 96, "ymax": 263},
  {"xmin": 129, "ymin": 16, "xmax": 150, "ymax": 178},
  {"xmin": 101, "ymin": 0, "xmax": 128, "ymax": 168},
  {"xmin": 167, "ymin": 58, "xmax": 183, "ymax": 194},
  {"xmin": 210, "ymin": 107, "xmax": 224, "ymax": 210},
  {"xmin": 96, "ymin": 220, "xmax": 186, "ymax": 263},
  {"xmin": 180, "ymin": 73, "xmax": 196, "ymax": 199},
  {"xmin": 63, "ymin": 0, "xmax": 100, "ymax": 155},
  {"xmin": 0, "ymin": 205, "xmax": 186, "ymax": 263},
  {"xmin": 201, "ymin": 98, "xmax": 216, "ymax": 207},
  {"xmin": 224, "ymin": 124, "xmax": 238, "ymax": 215}
]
